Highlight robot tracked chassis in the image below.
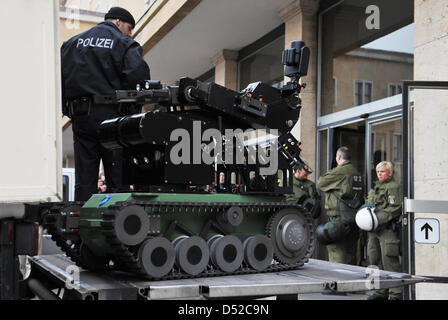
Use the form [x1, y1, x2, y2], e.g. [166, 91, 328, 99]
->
[41, 41, 314, 280]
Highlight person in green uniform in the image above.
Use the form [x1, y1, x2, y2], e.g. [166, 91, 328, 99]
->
[365, 161, 402, 300]
[286, 163, 321, 219]
[316, 146, 363, 265]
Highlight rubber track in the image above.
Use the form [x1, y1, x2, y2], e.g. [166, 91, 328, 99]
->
[100, 200, 316, 280]
[43, 202, 87, 269]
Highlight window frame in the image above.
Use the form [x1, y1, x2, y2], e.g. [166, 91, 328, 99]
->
[354, 79, 373, 106]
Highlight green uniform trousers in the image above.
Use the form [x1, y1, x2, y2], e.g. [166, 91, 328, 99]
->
[326, 227, 359, 265]
[367, 227, 402, 299]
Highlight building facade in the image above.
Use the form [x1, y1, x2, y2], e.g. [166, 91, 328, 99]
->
[59, 0, 448, 299]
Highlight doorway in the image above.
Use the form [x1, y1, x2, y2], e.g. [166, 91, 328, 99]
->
[332, 124, 366, 173]
[316, 105, 402, 263]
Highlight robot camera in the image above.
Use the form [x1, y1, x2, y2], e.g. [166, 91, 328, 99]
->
[282, 41, 310, 79]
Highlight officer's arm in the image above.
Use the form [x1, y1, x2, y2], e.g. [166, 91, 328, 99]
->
[61, 70, 67, 116]
[60, 43, 69, 117]
[308, 183, 319, 201]
[286, 183, 303, 202]
[309, 184, 322, 219]
[375, 185, 402, 226]
[121, 42, 151, 89]
[366, 189, 375, 205]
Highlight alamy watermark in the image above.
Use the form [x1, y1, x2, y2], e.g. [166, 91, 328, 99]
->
[365, 265, 381, 290]
[65, 265, 81, 290]
[365, 5, 380, 30]
[169, 121, 279, 175]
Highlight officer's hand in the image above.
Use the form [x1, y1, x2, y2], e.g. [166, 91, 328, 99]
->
[296, 195, 308, 205]
[302, 198, 321, 219]
[359, 203, 375, 210]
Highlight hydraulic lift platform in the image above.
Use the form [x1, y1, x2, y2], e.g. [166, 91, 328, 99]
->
[28, 254, 427, 300]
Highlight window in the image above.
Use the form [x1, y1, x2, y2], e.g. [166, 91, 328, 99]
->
[388, 83, 403, 96]
[319, 0, 414, 116]
[355, 81, 363, 106]
[392, 133, 402, 163]
[354, 80, 373, 106]
[364, 82, 372, 103]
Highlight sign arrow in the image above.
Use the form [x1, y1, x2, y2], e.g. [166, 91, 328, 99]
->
[415, 218, 439, 244]
[421, 223, 433, 240]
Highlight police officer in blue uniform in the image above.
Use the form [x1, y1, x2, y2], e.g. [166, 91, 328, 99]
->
[61, 7, 150, 201]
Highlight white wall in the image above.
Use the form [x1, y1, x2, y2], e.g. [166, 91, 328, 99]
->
[413, 0, 448, 299]
[0, 0, 62, 204]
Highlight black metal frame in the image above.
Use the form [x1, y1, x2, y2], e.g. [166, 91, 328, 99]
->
[402, 80, 448, 300]
[0, 220, 20, 300]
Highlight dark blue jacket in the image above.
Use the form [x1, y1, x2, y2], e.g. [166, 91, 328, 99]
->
[61, 21, 150, 99]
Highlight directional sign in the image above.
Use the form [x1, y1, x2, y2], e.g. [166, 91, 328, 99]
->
[414, 218, 440, 244]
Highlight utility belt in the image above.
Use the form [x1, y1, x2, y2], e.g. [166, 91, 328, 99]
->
[375, 218, 401, 233]
[66, 96, 92, 117]
[65, 96, 141, 118]
[391, 219, 401, 232]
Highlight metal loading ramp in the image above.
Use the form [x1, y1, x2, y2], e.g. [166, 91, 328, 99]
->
[29, 254, 427, 300]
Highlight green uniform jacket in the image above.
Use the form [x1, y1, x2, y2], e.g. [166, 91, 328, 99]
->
[286, 178, 321, 219]
[286, 178, 319, 202]
[317, 161, 363, 217]
[366, 177, 402, 227]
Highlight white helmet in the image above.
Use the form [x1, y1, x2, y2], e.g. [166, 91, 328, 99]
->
[355, 206, 378, 231]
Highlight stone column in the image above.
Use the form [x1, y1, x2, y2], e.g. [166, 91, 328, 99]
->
[279, 0, 319, 177]
[211, 49, 238, 91]
[413, 0, 448, 300]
